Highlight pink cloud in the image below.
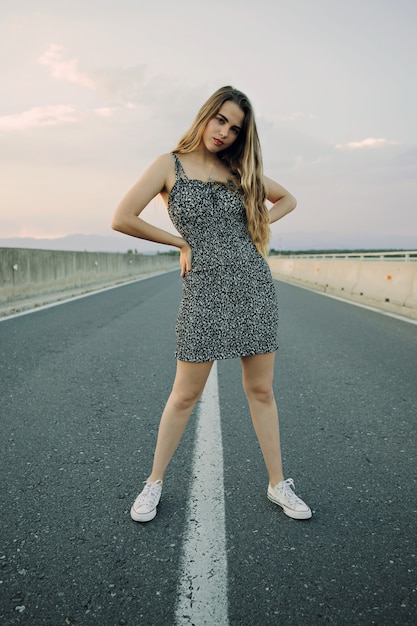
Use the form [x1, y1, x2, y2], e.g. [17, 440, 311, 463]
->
[0, 105, 78, 131]
[94, 107, 116, 117]
[335, 137, 400, 150]
[38, 44, 96, 90]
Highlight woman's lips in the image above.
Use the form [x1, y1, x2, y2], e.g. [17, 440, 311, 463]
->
[213, 138, 223, 146]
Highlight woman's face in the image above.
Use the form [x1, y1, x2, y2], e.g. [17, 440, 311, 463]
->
[202, 100, 245, 154]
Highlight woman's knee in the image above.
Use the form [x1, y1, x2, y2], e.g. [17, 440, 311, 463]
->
[170, 384, 203, 411]
[169, 361, 212, 412]
[244, 381, 275, 404]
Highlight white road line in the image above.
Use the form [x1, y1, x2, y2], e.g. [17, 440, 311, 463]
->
[175, 361, 229, 626]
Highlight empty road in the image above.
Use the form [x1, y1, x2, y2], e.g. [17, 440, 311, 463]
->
[1, 272, 416, 625]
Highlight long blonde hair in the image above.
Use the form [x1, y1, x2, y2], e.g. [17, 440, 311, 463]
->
[173, 86, 270, 257]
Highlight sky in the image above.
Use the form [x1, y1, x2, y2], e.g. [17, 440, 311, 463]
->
[1, 0, 416, 251]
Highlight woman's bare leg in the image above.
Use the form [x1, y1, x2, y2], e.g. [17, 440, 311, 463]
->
[147, 360, 213, 482]
[241, 352, 284, 486]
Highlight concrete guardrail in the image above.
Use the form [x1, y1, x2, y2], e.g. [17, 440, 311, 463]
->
[0, 247, 179, 314]
[2, 247, 416, 321]
[269, 251, 417, 320]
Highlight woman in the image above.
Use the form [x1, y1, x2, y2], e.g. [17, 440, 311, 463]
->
[111, 86, 311, 522]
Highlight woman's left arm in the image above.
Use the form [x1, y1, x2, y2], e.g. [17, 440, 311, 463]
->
[263, 175, 297, 224]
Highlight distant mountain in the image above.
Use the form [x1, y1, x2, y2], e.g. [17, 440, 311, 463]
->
[0, 232, 415, 253]
[0, 233, 163, 254]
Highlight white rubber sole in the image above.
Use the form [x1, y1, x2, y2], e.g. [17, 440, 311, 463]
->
[130, 505, 158, 523]
[267, 491, 312, 520]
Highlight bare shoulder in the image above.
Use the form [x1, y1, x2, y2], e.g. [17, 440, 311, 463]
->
[146, 152, 174, 181]
[135, 152, 175, 197]
[153, 152, 176, 198]
[154, 152, 175, 169]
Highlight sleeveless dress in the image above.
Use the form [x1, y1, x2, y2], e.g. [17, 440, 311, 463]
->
[167, 153, 278, 362]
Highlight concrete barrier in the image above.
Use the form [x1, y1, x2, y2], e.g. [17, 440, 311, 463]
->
[2, 248, 416, 321]
[0, 248, 179, 312]
[269, 254, 417, 320]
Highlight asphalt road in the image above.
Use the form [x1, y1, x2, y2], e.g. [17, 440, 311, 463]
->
[0, 272, 416, 625]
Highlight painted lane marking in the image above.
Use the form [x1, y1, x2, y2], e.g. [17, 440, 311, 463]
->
[175, 361, 229, 625]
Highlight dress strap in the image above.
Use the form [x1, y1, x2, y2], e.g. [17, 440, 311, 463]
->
[171, 153, 188, 181]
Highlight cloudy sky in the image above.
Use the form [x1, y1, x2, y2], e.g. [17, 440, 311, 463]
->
[1, 0, 416, 250]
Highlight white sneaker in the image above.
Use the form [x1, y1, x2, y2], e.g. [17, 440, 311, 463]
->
[130, 480, 163, 522]
[267, 478, 312, 520]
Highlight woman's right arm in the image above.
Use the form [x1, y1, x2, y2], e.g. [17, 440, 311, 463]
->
[111, 153, 192, 275]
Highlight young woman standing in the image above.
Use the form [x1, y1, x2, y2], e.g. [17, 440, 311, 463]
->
[112, 86, 312, 522]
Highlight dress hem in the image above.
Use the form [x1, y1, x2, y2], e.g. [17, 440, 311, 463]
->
[175, 345, 279, 363]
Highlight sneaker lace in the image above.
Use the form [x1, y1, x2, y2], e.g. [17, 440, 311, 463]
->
[139, 481, 161, 507]
[281, 478, 303, 505]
